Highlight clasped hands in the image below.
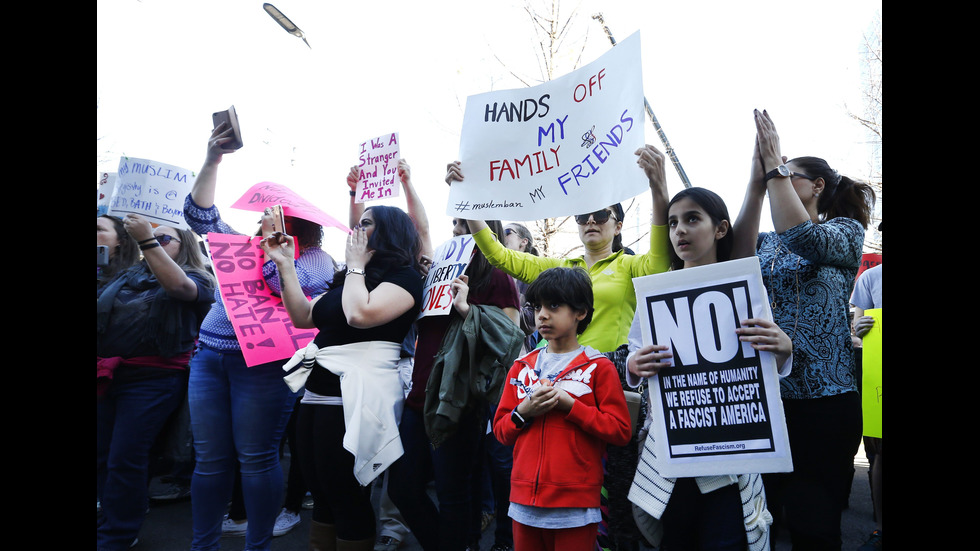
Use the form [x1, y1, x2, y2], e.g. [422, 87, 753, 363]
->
[517, 378, 575, 418]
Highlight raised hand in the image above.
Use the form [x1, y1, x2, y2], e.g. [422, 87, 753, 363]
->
[449, 274, 470, 317]
[635, 144, 667, 193]
[345, 225, 374, 271]
[206, 122, 237, 164]
[445, 161, 464, 185]
[259, 232, 294, 266]
[753, 109, 786, 172]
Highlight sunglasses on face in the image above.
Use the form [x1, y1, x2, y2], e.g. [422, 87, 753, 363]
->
[504, 228, 516, 236]
[790, 171, 816, 181]
[574, 210, 615, 225]
[155, 234, 181, 246]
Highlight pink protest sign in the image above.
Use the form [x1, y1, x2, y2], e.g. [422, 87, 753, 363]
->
[207, 232, 318, 367]
[231, 181, 350, 234]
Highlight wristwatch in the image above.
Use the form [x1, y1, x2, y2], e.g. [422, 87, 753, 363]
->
[346, 267, 366, 276]
[511, 409, 529, 429]
[764, 164, 791, 182]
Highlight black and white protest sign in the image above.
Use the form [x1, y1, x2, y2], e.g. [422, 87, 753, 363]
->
[418, 235, 476, 319]
[633, 257, 792, 478]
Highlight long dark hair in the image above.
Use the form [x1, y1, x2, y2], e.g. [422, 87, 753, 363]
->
[289, 216, 324, 250]
[98, 215, 140, 285]
[610, 203, 626, 252]
[790, 156, 876, 229]
[253, 215, 323, 250]
[666, 188, 734, 271]
[453, 218, 506, 299]
[330, 205, 421, 290]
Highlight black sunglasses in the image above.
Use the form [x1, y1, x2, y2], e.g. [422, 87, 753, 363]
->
[155, 234, 181, 246]
[790, 171, 816, 181]
[574, 210, 616, 225]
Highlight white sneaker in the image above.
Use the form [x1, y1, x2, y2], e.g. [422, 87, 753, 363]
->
[221, 514, 248, 537]
[273, 508, 301, 537]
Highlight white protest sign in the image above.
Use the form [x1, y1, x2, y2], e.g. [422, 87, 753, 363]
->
[108, 157, 195, 229]
[633, 257, 792, 478]
[97, 171, 116, 216]
[449, 31, 646, 221]
[418, 235, 476, 319]
[356, 132, 401, 203]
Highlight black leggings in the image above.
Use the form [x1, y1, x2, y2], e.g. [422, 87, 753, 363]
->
[763, 392, 862, 551]
[295, 402, 375, 540]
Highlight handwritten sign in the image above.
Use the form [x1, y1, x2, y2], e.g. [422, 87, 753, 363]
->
[418, 235, 476, 319]
[861, 308, 882, 438]
[97, 171, 115, 216]
[230, 181, 350, 234]
[356, 132, 401, 203]
[206, 232, 318, 367]
[449, 31, 646, 221]
[633, 257, 792, 478]
[108, 157, 194, 229]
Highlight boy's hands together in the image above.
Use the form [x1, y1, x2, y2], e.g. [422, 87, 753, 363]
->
[517, 379, 574, 417]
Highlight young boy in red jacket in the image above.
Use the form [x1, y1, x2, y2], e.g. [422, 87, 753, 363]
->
[493, 267, 631, 551]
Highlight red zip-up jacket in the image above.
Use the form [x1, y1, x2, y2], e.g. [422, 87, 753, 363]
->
[493, 346, 631, 509]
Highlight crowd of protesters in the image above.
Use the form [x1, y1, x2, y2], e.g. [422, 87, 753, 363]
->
[98, 109, 878, 551]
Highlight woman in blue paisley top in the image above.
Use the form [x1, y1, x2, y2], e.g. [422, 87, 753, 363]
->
[734, 110, 876, 550]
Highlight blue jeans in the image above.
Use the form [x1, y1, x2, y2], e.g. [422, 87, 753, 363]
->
[97, 370, 185, 551]
[187, 344, 297, 551]
[388, 406, 486, 551]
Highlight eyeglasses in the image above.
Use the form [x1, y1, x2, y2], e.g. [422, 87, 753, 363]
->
[574, 210, 616, 225]
[790, 172, 816, 181]
[504, 228, 515, 236]
[155, 234, 181, 246]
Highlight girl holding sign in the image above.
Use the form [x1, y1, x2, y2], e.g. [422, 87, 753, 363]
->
[624, 187, 793, 551]
[732, 109, 876, 550]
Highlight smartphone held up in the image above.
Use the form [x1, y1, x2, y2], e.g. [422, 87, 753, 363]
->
[212, 105, 244, 151]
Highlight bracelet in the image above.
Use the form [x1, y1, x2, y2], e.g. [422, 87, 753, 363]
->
[349, 190, 356, 197]
[346, 267, 365, 276]
[137, 237, 157, 245]
[140, 242, 161, 252]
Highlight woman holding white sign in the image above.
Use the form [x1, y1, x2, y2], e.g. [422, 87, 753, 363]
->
[733, 109, 876, 550]
[624, 186, 793, 551]
[445, 145, 671, 353]
[447, 146, 671, 551]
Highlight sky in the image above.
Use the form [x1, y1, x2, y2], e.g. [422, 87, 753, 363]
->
[97, 0, 881, 258]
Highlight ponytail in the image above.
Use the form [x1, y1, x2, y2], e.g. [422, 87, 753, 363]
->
[790, 157, 876, 229]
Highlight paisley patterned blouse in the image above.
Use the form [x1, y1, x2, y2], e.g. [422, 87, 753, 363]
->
[756, 218, 865, 400]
